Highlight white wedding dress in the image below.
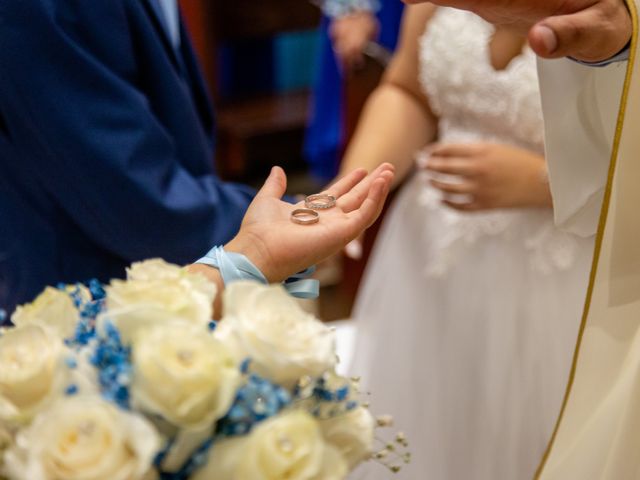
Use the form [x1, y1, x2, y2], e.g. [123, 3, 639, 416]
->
[350, 8, 595, 480]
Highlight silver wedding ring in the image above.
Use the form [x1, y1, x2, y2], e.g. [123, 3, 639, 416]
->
[305, 193, 336, 210]
[291, 208, 320, 225]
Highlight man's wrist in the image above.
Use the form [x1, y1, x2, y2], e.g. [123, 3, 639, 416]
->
[224, 235, 276, 283]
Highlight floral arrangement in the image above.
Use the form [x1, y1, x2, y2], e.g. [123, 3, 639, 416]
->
[0, 260, 408, 480]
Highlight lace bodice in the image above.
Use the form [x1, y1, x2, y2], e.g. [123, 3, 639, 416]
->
[420, 8, 544, 151]
[413, 8, 579, 275]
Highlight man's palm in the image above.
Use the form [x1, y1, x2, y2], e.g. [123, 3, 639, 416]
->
[230, 165, 393, 282]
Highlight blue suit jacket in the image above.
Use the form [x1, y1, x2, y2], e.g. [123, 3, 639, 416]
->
[0, 0, 255, 315]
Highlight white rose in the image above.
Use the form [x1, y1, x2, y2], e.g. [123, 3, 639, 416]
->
[100, 259, 217, 343]
[0, 324, 69, 424]
[11, 287, 79, 338]
[0, 423, 12, 471]
[2, 396, 160, 480]
[319, 407, 375, 470]
[193, 410, 348, 480]
[131, 324, 240, 430]
[218, 282, 336, 388]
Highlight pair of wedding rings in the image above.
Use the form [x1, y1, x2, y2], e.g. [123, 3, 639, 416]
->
[291, 194, 336, 225]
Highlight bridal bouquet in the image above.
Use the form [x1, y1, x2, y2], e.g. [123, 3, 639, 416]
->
[0, 260, 407, 480]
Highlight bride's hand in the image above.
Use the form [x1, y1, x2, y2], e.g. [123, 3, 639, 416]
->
[421, 142, 551, 211]
[225, 164, 394, 282]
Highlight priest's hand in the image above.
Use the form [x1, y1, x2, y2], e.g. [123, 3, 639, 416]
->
[225, 164, 394, 282]
[403, 0, 632, 63]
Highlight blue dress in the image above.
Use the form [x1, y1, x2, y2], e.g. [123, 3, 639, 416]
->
[304, 0, 404, 181]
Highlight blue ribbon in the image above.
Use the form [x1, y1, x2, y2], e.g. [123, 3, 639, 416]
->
[195, 246, 319, 299]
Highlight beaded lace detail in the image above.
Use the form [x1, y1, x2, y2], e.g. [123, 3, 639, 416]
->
[416, 8, 578, 275]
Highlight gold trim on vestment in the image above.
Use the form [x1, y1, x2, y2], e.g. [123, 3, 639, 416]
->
[534, 2, 639, 478]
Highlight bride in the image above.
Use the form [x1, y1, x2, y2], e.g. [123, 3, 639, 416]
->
[340, 4, 595, 479]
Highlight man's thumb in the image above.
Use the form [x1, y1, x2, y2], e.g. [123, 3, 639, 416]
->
[256, 166, 287, 199]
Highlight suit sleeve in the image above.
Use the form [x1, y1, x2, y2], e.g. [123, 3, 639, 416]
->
[0, 1, 254, 264]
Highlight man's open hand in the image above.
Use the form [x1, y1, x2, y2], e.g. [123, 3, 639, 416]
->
[225, 164, 394, 282]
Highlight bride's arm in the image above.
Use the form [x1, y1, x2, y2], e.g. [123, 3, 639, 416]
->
[339, 3, 439, 188]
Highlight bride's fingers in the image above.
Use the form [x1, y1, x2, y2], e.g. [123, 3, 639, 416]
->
[336, 166, 394, 213]
[431, 143, 484, 158]
[345, 177, 390, 234]
[429, 178, 475, 194]
[442, 199, 481, 212]
[426, 157, 476, 176]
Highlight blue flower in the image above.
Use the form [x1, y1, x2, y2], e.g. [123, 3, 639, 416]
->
[312, 381, 351, 403]
[65, 357, 78, 369]
[90, 322, 132, 409]
[216, 374, 291, 438]
[62, 281, 106, 347]
[65, 384, 79, 396]
[294, 375, 359, 419]
[88, 279, 106, 301]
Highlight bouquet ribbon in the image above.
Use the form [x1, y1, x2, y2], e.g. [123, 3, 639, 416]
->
[196, 246, 319, 299]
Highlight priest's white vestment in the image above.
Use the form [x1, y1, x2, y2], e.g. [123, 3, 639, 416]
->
[535, 2, 640, 478]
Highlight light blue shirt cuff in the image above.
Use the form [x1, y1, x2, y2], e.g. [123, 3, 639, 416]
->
[157, 0, 181, 49]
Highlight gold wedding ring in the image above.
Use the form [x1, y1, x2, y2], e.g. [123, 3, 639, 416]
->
[305, 193, 336, 210]
[291, 208, 320, 225]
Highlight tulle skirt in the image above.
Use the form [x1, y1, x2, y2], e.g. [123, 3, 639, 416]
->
[349, 175, 594, 480]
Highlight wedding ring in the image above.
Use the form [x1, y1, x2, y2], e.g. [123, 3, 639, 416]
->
[291, 208, 320, 225]
[305, 193, 336, 210]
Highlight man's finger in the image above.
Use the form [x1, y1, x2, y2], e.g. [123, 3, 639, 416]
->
[337, 169, 394, 213]
[332, 164, 394, 212]
[255, 166, 287, 199]
[346, 178, 390, 234]
[326, 168, 368, 199]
